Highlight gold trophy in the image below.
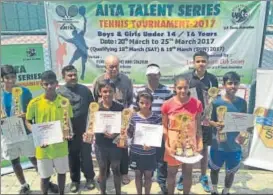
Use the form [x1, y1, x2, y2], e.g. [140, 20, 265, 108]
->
[202, 87, 219, 125]
[174, 113, 192, 156]
[85, 102, 100, 143]
[216, 106, 228, 142]
[60, 99, 73, 138]
[117, 108, 133, 148]
[12, 87, 23, 115]
[1, 97, 7, 118]
[183, 135, 194, 157]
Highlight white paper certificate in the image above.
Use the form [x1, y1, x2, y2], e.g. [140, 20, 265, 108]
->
[133, 123, 163, 147]
[173, 154, 203, 164]
[222, 112, 255, 132]
[1, 116, 28, 144]
[94, 111, 121, 134]
[31, 121, 64, 147]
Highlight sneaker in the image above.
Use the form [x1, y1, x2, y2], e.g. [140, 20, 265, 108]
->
[70, 182, 80, 193]
[49, 182, 59, 193]
[19, 184, 30, 194]
[176, 176, 183, 191]
[222, 189, 230, 195]
[85, 179, 96, 190]
[200, 175, 211, 192]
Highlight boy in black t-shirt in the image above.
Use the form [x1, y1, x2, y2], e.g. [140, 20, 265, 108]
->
[83, 79, 123, 195]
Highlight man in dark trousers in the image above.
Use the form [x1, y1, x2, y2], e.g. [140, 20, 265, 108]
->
[176, 51, 218, 193]
[57, 65, 96, 192]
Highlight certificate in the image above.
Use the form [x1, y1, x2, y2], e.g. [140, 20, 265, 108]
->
[31, 121, 64, 147]
[1, 116, 28, 144]
[173, 154, 203, 164]
[94, 111, 121, 134]
[133, 123, 163, 147]
[222, 112, 255, 132]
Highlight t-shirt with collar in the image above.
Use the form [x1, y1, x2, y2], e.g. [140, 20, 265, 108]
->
[93, 73, 133, 108]
[133, 83, 173, 116]
[95, 101, 124, 148]
[26, 94, 73, 160]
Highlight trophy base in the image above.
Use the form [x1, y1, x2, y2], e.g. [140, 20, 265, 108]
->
[184, 148, 194, 157]
[176, 148, 183, 156]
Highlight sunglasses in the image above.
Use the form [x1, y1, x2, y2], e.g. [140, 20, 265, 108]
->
[195, 60, 207, 63]
[226, 81, 239, 85]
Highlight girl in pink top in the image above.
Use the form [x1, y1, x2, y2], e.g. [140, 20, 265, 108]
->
[161, 76, 203, 194]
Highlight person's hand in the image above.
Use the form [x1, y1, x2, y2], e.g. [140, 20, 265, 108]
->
[214, 122, 224, 131]
[16, 113, 26, 118]
[41, 144, 48, 148]
[166, 146, 176, 156]
[196, 138, 203, 153]
[143, 144, 151, 150]
[83, 132, 94, 144]
[64, 135, 72, 140]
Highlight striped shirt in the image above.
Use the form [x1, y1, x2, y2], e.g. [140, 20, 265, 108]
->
[128, 112, 162, 155]
[133, 84, 173, 116]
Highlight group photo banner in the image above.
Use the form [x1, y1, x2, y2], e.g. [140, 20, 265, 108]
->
[1, 44, 45, 96]
[45, 0, 266, 85]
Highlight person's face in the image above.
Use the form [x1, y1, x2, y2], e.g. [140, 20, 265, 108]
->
[64, 70, 78, 86]
[105, 62, 119, 78]
[175, 80, 189, 99]
[224, 79, 239, 96]
[138, 96, 152, 112]
[147, 73, 160, 84]
[41, 79, 58, 94]
[194, 56, 208, 73]
[2, 74, 16, 87]
[99, 86, 114, 102]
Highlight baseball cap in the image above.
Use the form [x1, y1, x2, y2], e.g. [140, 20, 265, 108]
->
[146, 65, 160, 75]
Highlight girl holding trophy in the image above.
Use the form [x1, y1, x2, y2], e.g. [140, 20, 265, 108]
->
[161, 76, 203, 194]
[127, 92, 161, 195]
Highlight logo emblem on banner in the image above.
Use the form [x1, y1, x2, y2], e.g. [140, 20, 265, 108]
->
[231, 5, 249, 24]
[55, 5, 86, 30]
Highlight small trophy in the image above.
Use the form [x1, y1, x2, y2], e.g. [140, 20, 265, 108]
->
[235, 131, 250, 146]
[202, 87, 219, 125]
[117, 108, 133, 148]
[174, 113, 192, 156]
[60, 99, 73, 138]
[216, 106, 228, 142]
[12, 87, 23, 115]
[85, 102, 100, 143]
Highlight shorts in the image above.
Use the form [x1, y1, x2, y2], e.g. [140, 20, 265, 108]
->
[94, 144, 122, 168]
[1, 134, 35, 161]
[209, 150, 242, 173]
[202, 126, 212, 146]
[130, 152, 157, 171]
[37, 156, 69, 179]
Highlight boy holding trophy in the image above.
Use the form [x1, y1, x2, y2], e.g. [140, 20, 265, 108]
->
[161, 76, 203, 194]
[26, 71, 73, 195]
[1, 65, 37, 194]
[83, 79, 124, 195]
[209, 72, 247, 195]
